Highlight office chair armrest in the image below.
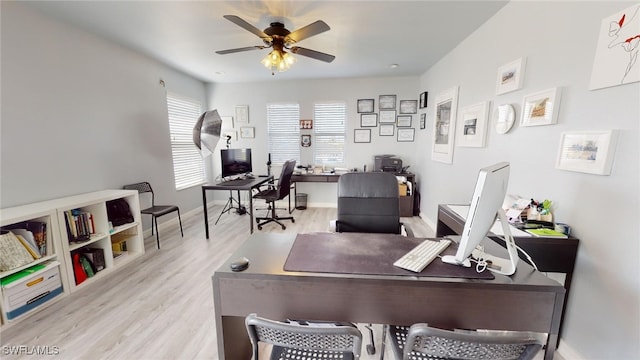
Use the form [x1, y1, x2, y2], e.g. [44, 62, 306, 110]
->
[400, 222, 415, 237]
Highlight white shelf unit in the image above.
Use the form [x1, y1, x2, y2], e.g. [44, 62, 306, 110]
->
[0, 189, 144, 326]
[55, 190, 144, 292]
[0, 202, 69, 326]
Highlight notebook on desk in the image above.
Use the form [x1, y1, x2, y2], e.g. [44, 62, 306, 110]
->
[283, 232, 494, 279]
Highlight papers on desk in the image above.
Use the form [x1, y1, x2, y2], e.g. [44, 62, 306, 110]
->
[447, 205, 531, 237]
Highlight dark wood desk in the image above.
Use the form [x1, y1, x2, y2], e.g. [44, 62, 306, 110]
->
[212, 232, 565, 359]
[436, 204, 579, 344]
[201, 177, 273, 239]
[291, 172, 416, 216]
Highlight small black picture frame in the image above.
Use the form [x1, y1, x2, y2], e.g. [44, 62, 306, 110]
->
[419, 92, 428, 108]
[357, 99, 375, 113]
[420, 113, 426, 129]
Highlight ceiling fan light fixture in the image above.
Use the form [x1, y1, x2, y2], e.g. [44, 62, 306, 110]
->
[261, 48, 296, 73]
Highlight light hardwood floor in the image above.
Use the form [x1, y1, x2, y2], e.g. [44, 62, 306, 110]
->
[1, 205, 556, 360]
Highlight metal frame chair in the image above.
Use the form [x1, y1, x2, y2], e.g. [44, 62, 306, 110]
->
[122, 181, 183, 249]
[245, 313, 363, 360]
[388, 323, 543, 360]
[253, 160, 296, 230]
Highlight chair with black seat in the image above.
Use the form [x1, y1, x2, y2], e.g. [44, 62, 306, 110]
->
[335, 172, 413, 237]
[245, 313, 363, 360]
[388, 323, 543, 360]
[122, 181, 183, 249]
[253, 160, 296, 230]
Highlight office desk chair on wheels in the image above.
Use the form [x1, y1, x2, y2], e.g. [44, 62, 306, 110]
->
[245, 313, 363, 360]
[253, 160, 296, 230]
[123, 181, 183, 249]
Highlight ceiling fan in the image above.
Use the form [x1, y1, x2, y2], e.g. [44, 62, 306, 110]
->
[216, 15, 335, 73]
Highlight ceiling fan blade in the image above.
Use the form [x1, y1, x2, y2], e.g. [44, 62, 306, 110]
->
[290, 46, 335, 63]
[286, 20, 330, 43]
[223, 15, 270, 40]
[216, 46, 267, 55]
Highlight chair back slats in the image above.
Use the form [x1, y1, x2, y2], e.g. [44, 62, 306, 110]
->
[245, 313, 362, 360]
[404, 324, 543, 360]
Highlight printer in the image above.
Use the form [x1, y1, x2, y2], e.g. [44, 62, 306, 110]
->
[374, 155, 403, 173]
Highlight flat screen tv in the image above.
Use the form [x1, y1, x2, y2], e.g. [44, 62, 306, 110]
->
[221, 148, 252, 178]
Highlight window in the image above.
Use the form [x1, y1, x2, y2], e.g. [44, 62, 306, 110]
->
[166, 92, 205, 190]
[267, 103, 300, 165]
[314, 102, 346, 166]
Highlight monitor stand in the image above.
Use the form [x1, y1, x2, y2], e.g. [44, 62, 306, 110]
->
[473, 208, 519, 276]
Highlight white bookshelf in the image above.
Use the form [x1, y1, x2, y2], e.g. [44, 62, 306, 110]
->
[0, 189, 144, 326]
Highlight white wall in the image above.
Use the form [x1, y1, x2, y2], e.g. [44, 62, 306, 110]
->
[416, 2, 639, 358]
[206, 77, 419, 205]
[1, 2, 207, 224]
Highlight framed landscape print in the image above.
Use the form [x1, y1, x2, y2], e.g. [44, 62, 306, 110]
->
[521, 87, 562, 127]
[399, 100, 418, 114]
[431, 86, 459, 164]
[496, 57, 526, 95]
[555, 130, 619, 175]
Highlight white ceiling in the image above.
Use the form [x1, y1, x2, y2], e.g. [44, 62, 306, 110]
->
[24, 1, 509, 84]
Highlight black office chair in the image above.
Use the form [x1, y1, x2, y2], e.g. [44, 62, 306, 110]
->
[245, 313, 363, 360]
[335, 172, 413, 237]
[388, 323, 543, 360]
[123, 181, 183, 249]
[253, 160, 296, 230]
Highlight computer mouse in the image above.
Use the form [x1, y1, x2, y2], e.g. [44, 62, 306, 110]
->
[230, 257, 249, 272]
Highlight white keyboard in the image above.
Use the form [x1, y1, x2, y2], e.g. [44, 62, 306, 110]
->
[394, 239, 452, 273]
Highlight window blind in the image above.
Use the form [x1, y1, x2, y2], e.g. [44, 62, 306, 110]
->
[314, 102, 346, 166]
[166, 93, 205, 190]
[267, 103, 301, 165]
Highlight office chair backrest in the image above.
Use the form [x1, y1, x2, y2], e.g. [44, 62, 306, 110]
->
[123, 181, 155, 205]
[337, 172, 401, 234]
[245, 313, 362, 359]
[404, 323, 543, 360]
[275, 160, 296, 200]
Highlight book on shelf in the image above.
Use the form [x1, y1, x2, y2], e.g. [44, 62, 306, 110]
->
[65, 209, 95, 243]
[525, 228, 568, 238]
[2, 221, 48, 255]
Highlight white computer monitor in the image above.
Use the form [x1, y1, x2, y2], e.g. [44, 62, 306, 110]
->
[441, 162, 519, 275]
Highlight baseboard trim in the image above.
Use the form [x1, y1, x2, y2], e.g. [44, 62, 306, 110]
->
[557, 339, 585, 360]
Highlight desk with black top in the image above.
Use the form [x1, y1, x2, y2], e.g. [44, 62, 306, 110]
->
[436, 204, 579, 344]
[201, 176, 273, 239]
[212, 232, 565, 359]
[290, 172, 416, 216]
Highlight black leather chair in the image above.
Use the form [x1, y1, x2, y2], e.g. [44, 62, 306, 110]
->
[253, 160, 296, 230]
[336, 172, 413, 237]
[123, 181, 183, 249]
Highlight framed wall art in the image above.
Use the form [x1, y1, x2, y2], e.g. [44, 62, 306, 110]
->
[360, 113, 378, 127]
[431, 86, 459, 164]
[397, 128, 415, 142]
[456, 101, 489, 148]
[521, 87, 562, 127]
[354, 129, 371, 143]
[300, 119, 313, 129]
[399, 100, 418, 114]
[379, 95, 396, 110]
[379, 124, 394, 136]
[420, 113, 426, 129]
[240, 127, 255, 138]
[379, 110, 396, 123]
[301, 134, 311, 147]
[235, 105, 249, 124]
[419, 92, 428, 108]
[357, 99, 375, 113]
[496, 57, 526, 95]
[555, 130, 619, 175]
[397, 115, 412, 127]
